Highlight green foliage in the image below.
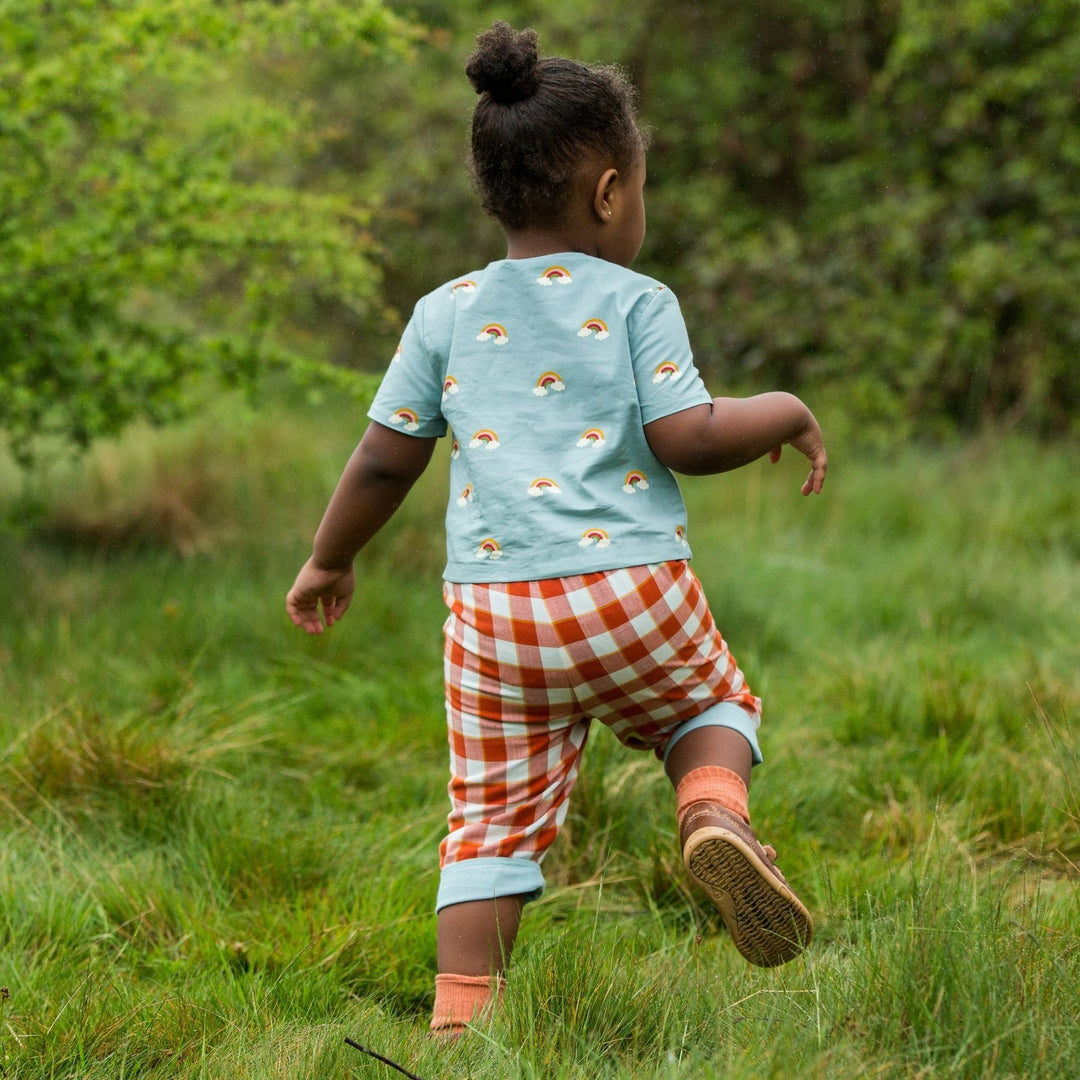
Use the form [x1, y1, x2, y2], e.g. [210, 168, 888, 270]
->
[0, 0, 415, 463]
[623, 0, 1080, 435]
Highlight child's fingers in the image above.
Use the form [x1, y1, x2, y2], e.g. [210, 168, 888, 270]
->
[322, 593, 352, 626]
[286, 582, 329, 634]
[800, 453, 828, 495]
[287, 598, 325, 634]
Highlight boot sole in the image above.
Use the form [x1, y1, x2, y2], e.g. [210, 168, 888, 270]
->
[683, 826, 813, 967]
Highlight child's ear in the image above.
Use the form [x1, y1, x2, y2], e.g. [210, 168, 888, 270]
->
[593, 168, 619, 223]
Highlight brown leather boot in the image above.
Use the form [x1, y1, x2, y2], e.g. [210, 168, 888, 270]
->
[680, 802, 813, 967]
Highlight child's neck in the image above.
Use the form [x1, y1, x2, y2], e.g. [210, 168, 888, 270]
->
[504, 227, 599, 262]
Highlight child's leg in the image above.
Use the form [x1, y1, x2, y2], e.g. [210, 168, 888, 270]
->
[430, 895, 525, 1038]
[437, 895, 525, 976]
[665, 723, 752, 789]
[664, 720, 812, 967]
[433, 579, 590, 1037]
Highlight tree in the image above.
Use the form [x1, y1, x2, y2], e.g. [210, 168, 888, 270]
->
[0, 0, 416, 463]
[633, 0, 1080, 435]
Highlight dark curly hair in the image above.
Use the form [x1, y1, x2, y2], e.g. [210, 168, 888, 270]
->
[465, 21, 645, 231]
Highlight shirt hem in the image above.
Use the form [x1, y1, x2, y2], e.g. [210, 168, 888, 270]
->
[441, 549, 693, 585]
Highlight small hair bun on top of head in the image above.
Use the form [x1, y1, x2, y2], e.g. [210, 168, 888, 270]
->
[465, 21, 540, 105]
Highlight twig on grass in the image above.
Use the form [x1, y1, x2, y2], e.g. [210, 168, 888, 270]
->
[345, 1037, 428, 1080]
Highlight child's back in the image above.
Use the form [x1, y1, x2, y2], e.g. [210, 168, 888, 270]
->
[371, 252, 712, 580]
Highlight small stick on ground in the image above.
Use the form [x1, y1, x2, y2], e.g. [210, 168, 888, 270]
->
[345, 1037, 428, 1080]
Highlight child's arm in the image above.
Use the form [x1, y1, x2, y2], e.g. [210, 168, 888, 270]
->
[286, 421, 437, 635]
[644, 392, 827, 494]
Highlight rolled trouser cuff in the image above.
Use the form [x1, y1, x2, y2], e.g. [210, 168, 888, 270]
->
[436, 856, 545, 913]
[662, 701, 763, 767]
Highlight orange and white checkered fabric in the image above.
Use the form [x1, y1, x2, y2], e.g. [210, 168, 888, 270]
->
[439, 560, 760, 869]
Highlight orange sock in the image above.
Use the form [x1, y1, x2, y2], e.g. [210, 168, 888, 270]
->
[676, 765, 750, 827]
[429, 973, 504, 1037]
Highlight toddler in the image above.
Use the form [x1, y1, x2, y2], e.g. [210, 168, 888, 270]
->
[286, 21, 827, 1040]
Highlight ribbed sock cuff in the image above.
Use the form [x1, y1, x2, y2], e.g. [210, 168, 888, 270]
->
[676, 766, 750, 825]
[430, 973, 505, 1035]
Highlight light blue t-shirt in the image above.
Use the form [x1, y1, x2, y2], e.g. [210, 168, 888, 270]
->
[367, 252, 713, 583]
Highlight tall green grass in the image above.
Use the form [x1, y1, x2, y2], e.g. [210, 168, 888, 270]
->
[1, 398, 1077, 1078]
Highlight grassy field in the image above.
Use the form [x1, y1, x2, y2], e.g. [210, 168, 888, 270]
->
[1, 396, 1077, 1079]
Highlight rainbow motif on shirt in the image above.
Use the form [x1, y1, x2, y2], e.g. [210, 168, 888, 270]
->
[388, 407, 420, 432]
[476, 323, 509, 345]
[652, 361, 683, 383]
[476, 537, 503, 560]
[577, 318, 610, 340]
[675, 525, 689, 546]
[576, 428, 606, 448]
[456, 483, 474, 508]
[532, 372, 566, 397]
[469, 429, 500, 450]
[451, 280, 477, 295]
[527, 478, 562, 497]
[579, 528, 611, 549]
[537, 265, 573, 286]
[442, 376, 459, 401]
[622, 470, 650, 494]
[392, 341, 403, 362]
[450, 439, 460, 459]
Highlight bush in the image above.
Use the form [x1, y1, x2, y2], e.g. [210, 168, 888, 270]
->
[0, 0, 414, 463]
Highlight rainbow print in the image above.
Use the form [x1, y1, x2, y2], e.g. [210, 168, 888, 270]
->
[527, 478, 562, 497]
[675, 525, 688, 546]
[622, 470, 650, 494]
[652, 361, 683, 383]
[476, 538, 503, 560]
[392, 341, 403, 362]
[537, 265, 573, 286]
[577, 318, 610, 340]
[451, 280, 477, 295]
[579, 528, 611, 549]
[456, 483, 474, 508]
[450, 439, 460, 459]
[476, 323, 509, 345]
[442, 376, 459, 401]
[532, 371, 566, 397]
[576, 428, 606, 448]
[469, 429, 500, 450]
[388, 407, 420, 432]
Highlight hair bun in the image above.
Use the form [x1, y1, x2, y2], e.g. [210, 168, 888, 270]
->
[465, 21, 540, 105]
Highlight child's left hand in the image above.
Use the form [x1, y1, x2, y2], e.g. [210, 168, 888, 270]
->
[286, 559, 356, 635]
[769, 412, 827, 495]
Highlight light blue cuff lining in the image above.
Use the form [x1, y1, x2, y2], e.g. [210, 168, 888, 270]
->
[436, 857, 546, 913]
[662, 702, 763, 767]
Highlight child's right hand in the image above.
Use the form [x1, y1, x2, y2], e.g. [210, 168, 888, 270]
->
[286, 559, 356, 635]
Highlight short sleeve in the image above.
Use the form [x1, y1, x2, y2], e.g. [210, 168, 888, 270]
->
[366, 298, 449, 438]
[629, 286, 712, 424]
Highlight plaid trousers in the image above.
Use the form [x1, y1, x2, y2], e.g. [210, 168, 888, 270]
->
[438, 560, 760, 875]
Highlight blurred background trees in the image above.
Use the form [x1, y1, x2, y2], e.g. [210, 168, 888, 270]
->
[3, 0, 1078, 462]
[0, 0, 414, 462]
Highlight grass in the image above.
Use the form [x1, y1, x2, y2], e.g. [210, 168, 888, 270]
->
[1, 396, 1078, 1078]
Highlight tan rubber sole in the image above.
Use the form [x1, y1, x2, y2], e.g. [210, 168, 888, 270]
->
[683, 826, 813, 967]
